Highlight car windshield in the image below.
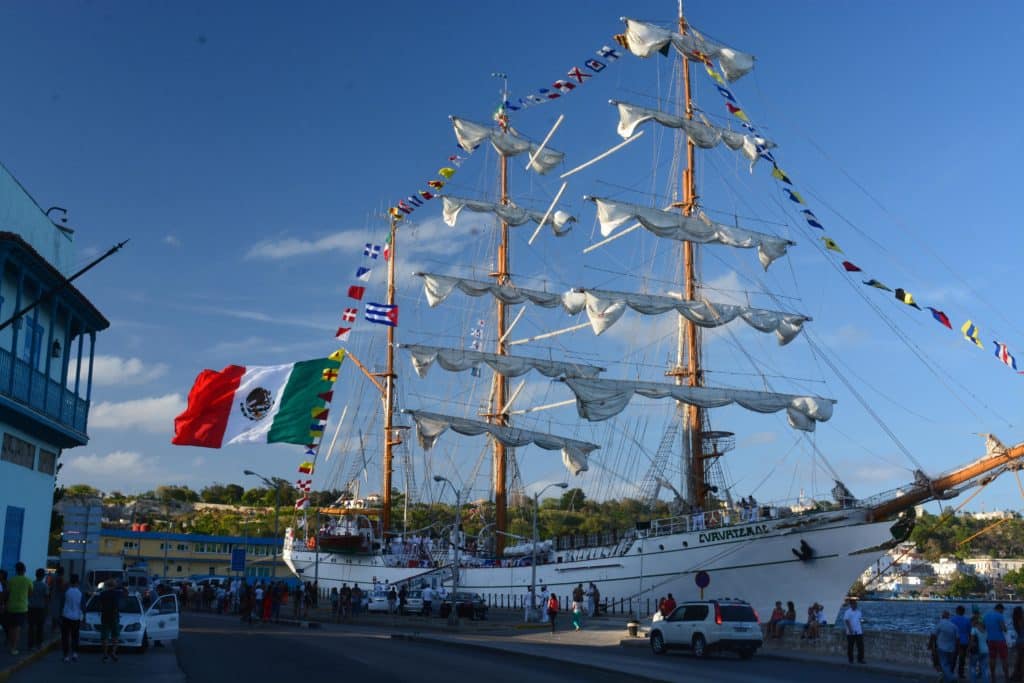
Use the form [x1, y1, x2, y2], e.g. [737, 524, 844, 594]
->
[719, 604, 757, 622]
[85, 594, 142, 614]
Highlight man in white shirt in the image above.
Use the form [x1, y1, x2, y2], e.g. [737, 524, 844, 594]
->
[421, 585, 433, 617]
[843, 598, 865, 664]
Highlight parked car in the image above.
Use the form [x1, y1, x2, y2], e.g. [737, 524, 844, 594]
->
[365, 589, 391, 613]
[403, 589, 423, 615]
[438, 591, 488, 620]
[80, 592, 180, 651]
[649, 598, 761, 659]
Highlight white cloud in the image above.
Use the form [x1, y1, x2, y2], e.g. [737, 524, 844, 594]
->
[61, 451, 164, 491]
[163, 235, 181, 247]
[245, 230, 368, 260]
[74, 355, 169, 386]
[739, 431, 778, 448]
[89, 393, 186, 434]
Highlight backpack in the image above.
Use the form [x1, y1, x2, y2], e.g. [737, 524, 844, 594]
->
[547, 596, 558, 613]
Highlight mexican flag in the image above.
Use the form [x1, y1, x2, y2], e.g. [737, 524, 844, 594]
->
[172, 353, 343, 448]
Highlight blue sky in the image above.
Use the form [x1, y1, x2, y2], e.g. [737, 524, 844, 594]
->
[2, 1, 1022, 514]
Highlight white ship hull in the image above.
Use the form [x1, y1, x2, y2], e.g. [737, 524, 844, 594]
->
[283, 508, 902, 620]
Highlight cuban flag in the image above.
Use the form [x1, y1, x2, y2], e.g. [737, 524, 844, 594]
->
[993, 341, 1018, 370]
[364, 243, 381, 259]
[365, 302, 398, 327]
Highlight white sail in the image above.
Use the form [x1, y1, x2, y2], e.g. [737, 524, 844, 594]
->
[441, 195, 575, 236]
[562, 377, 835, 431]
[451, 117, 565, 175]
[621, 18, 755, 82]
[561, 288, 809, 344]
[400, 343, 604, 379]
[404, 409, 598, 475]
[416, 272, 568, 309]
[587, 196, 794, 270]
[611, 100, 774, 167]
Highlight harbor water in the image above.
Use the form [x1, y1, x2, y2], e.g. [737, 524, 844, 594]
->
[845, 599, 1021, 633]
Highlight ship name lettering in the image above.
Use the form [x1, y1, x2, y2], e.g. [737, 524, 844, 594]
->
[698, 524, 769, 544]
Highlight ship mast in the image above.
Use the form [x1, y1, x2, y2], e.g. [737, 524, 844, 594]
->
[492, 118, 511, 557]
[381, 215, 399, 534]
[669, 10, 706, 508]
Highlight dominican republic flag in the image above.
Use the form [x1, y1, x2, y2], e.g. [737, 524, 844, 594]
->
[342, 308, 357, 322]
[365, 302, 398, 327]
[364, 243, 381, 259]
[994, 342, 1018, 370]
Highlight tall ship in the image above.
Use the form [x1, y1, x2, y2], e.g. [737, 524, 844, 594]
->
[282, 10, 1024, 620]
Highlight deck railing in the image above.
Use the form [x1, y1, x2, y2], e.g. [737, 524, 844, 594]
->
[0, 346, 89, 435]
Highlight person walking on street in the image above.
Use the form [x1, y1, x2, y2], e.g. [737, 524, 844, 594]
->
[571, 597, 583, 631]
[60, 574, 83, 663]
[1011, 606, 1023, 682]
[547, 593, 559, 633]
[969, 608, 990, 683]
[98, 578, 123, 662]
[935, 610, 960, 682]
[27, 568, 48, 651]
[843, 598, 865, 665]
[6, 562, 32, 656]
[952, 605, 972, 679]
[984, 603, 1010, 683]
[48, 567, 65, 637]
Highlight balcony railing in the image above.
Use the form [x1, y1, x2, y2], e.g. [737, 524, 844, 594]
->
[0, 345, 89, 436]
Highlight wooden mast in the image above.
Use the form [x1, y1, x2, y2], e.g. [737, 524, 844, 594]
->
[381, 216, 399, 535]
[868, 443, 1024, 521]
[672, 10, 705, 508]
[492, 124, 511, 558]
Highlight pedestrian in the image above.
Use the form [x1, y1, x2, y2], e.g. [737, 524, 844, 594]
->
[539, 584, 550, 623]
[27, 568, 48, 651]
[952, 605, 972, 679]
[6, 562, 32, 656]
[1012, 606, 1024, 682]
[98, 578, 123, 662]
[778, 600, 797, 637]
[584, 583, 595, 617]
[387, 585, 397, 615]
[351, 584, 363, 617]
[768, 601, 784, 638]
[969, 608, 990, 683]
[843, 598, 865, 665]
[661, 593, 677, 617]
[48, 567, 65, 636]
[571, 597, 583, 631]
[60, 574, 83, 663]
[935, 610, 959, 682]
[984, 603, 1010, 683]
[547, 593, 559, 633]
[572, 583, 584, 605]
[421, 584, 433, 617]
[261, 585, 272, 623]
[591, 582, 601, 617]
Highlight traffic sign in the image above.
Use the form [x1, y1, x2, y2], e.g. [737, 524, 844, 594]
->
[695, 570, 710, 598]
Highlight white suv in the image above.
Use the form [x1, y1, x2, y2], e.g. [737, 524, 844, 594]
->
[649, 598, 762, 659]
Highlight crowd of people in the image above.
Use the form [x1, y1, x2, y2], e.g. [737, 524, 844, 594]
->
[931, 603, 1023, 683]
[0, 563, 81, 659]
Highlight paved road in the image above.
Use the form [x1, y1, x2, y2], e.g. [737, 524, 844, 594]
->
[11, 612, 932, 683]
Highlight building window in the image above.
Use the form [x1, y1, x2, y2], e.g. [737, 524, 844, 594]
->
[176, 565, 183, 572]
[123, 541, 138, 550]
[37, 449, 57, 475]
[177, 543, 189, 551]
[1, 434, 35, 470]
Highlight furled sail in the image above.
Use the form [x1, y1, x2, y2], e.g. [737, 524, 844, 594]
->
[401, 344, 604, 379]
[587, 197, 794, 270]
[405, 409, 599, 475]
[451, 117, 565, 175]
[416, 272, 567, 309]
[442, 195, 575, 236]
[561, 377, 835, 432]
[611, 100, 774, 167]
[620, 18, 755, 82]
[561, 288, 809, 344]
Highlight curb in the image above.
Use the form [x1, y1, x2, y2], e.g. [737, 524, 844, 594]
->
[0, 637, 60, 683]
[390, 632, 671, 683]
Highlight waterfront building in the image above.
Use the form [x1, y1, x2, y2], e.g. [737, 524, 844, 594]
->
[98, 528, 290, 581]
[0, 163, 108, 575]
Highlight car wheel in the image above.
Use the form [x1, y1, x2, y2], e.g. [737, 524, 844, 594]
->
[738, 647, 755, 660]
[650, 631, 666, 655]
[692, 633, 707, 658]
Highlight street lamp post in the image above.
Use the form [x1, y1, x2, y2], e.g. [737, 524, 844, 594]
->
[244, 470, 284, 581]
[530, 482, 568, 622]
[433, 475, 461, 626]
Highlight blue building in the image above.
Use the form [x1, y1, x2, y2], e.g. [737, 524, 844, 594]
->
[0, 162, 108, 575]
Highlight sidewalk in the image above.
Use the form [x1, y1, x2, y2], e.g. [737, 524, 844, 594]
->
[233, 604, 934, 681]
[0, 633, 59, 683]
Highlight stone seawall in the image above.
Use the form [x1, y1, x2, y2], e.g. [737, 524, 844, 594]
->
[760, 624, 933, 668]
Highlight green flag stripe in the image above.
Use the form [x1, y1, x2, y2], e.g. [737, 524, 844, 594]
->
[267, 357, 340, 444]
